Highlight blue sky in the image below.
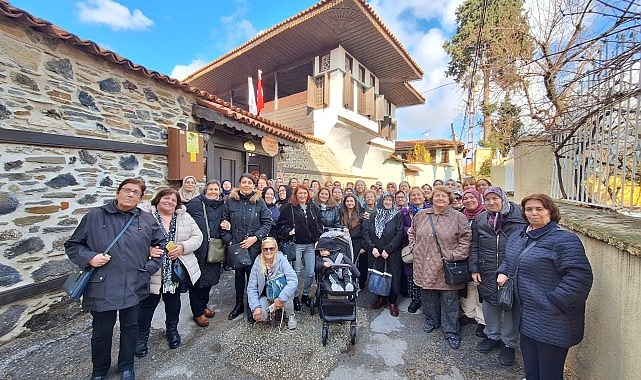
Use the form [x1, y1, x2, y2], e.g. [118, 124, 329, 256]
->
[8, 0, 472, 141]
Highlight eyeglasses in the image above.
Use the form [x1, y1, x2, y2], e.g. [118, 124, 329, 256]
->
[120, 188, 142, 196]
[262, 246, 276, 252]
[454, 197, 462, 200]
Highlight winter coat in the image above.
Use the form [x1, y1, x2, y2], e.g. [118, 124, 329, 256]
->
[185, 194, 224, 287]
[221, 188, 273, 260]
[499, 221, 592, 347]
[408, 206, 471, 291]
[65, 200, 165, 312]
[276, 202, 323, 245]
[265, 202, 280, 239]
[468, 202, 527, 305]
[138, 203, 202, 294]
[315, 202, 341, 230]
[247, 252, 298, 312]
[362, 211, 404, 273]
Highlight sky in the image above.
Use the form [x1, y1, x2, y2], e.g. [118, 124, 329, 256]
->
[8, 0, 472, 141]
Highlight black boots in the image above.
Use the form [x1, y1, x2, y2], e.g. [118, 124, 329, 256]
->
[134, 330, 149, 358]
[228, 292, 244, 320]
[301, 295, 312, 308]
[165, 322, 181, 349]
[293, 296, 301, 311]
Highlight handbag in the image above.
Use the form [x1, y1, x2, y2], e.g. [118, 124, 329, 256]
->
[428, 213, 471, 286]
[202, 202, 226, 263]
[226, 243, 252, 269]
[280, 240, 296, 262]
[171, 259, 190, 283]
[497, 231, 554, 311]
[266, 273, 287, 301]
[63, 215, 135, 299]
[401, 245, 413, 264]
[367, 261, 392, 296]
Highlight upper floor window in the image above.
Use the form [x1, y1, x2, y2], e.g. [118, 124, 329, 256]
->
[320, 54, 331, 72]
[429, 149, 437, 164]
[441, 149, 450, 164]
[345, 54, 353, 73]
[370, 74, 376, 89]
[359, 65, 365, 82]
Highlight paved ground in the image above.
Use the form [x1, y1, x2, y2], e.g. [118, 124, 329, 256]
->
[0, 270, 527, 380]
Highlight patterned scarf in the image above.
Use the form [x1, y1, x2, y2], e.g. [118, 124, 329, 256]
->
[374, 193, 398, 238]
[484, 186, 511, 232]
[154, 210, 177, 293]
[462, 189, 485, 221]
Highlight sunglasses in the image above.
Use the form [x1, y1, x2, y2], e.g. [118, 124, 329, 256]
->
[262, 246, 276, 252]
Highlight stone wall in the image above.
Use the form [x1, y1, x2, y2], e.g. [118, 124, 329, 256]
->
[0, 16, 198, 340]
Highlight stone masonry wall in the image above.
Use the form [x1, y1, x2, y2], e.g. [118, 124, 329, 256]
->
[0, 17, 198, 340]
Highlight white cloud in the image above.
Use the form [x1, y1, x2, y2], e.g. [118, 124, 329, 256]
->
[217, 8, 258, 52]
[76, 0, 153, 31]
[170, 59, 207, 80]
[370, 0, 467, 139]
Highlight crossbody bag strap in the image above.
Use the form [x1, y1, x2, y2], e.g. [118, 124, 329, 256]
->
[104, 215, 135, 254]
[428, 213, 444, 259]
[512, 226, 559, 276]
[202, 202, 211, 241]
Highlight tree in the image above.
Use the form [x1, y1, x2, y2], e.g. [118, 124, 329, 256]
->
[485, 96, 522, 157]
[444, 0, 533, 141]
[406, 143, 431, 164]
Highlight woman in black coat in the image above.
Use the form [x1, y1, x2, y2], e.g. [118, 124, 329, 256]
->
[276, 184, 323, 309]
[185, 180, 224, 327]
[314, 186, 341, 230]
[339, 194, 366, 288]
[363, 192, 404, 316]
[221, 173, 273, 322]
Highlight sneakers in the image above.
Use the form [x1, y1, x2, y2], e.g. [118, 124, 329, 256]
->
[499, 341, 515, 366]
[476, 337, 501, 353]
[287, 313, 297, 330]
[329, 273, 344, 291]
[446, 336, 461, 350]
[423, 321, 439, 333]
[331, 283, 344, 291]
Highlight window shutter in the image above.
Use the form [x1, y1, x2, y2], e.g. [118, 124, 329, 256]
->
[375, 95, 385, 121]
[307, 75, 316, 109]
[365, 87, 375, 116]
[343, 71, 353, 110]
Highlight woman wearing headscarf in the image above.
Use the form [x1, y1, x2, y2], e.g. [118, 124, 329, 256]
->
[178, 176, 200, 203]
[408, 185, 471, 349]
[221, 179, 233, 200]
[221, 173, 273, 323]
[460, 188, 486, 337]
[400, 187, 431, 314]
[469, 186, 526, 366]
[276, 185, 292, 209]
[363, 192, 404, 316]
[185, 180, 225, 328]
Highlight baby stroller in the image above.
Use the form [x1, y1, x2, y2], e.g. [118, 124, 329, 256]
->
[310, 229, 359, 346]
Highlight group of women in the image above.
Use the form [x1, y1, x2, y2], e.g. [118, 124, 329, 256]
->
[67, 174, 592, 380]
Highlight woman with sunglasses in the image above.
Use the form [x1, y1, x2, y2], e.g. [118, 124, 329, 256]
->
[247, 237, 299, 329]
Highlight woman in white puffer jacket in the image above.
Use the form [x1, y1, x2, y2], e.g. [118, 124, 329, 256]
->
[135, 188, 202, 356]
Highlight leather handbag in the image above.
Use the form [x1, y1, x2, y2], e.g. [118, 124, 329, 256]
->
[171, 259, 190, 283]
[226, 243, 252, 269]
[401, 245, 413, 264]
[279, 240, 296, 262]
[202, 202, 225, 263]
[428, 214, 471, 285]
[63, 215, 135, 299]
[367, 261, 392, 296]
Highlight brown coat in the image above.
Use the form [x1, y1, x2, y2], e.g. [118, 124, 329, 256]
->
[408, 206, 471, 291]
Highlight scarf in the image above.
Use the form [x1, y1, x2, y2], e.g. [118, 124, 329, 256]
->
[374, 193, 398, 238]
[221, 180, 232, 198]
[484, 186, 511, 232]
[178, 176, 200, 202]
[154, 210, 178, 293]
[462, 189, 485, 221]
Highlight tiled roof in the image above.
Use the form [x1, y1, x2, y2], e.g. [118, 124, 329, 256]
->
[0, 0, 319, 144]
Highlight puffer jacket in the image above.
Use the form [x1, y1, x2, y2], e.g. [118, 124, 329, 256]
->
[185, 193, 224, 287]
[221, 188, 273, 259]
[315, 202, 341, 230]
[408, 206, 471, 291]
[468, 202, 526, 305]
[247, 252, 298, 311]
[499, 221, 593, 347]
[65, 200, 164, 312]
[138, 203, 203, 294]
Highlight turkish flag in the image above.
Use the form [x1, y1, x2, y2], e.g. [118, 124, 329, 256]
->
[256, 69, 264, 116]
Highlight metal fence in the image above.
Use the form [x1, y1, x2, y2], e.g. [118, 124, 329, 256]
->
[551, 32, 641, 213]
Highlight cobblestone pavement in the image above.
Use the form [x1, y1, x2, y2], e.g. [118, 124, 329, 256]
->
[0, 270, 527, 380]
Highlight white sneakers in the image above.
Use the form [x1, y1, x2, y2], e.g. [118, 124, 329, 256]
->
[288, 313, 297, 330]
[344, 282, 354, 292]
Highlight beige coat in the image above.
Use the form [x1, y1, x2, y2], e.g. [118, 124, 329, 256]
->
[139, 203, 203, 294]
[408, 206, 471, 291]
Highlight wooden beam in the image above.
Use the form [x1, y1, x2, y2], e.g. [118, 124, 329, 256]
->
[0, 276, 67, 306]
[0, 128, 167, 155]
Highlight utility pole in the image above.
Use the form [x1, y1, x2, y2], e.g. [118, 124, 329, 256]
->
[451, 123, 462, 180]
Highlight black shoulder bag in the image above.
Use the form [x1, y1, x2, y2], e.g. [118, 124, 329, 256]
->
[429, 213, 471, 286]
[226, 206, 256, 269]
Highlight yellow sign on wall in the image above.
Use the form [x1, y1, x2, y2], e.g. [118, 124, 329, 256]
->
[186, 131, 200, 154]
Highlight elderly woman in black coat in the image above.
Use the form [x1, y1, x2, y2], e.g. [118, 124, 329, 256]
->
[468, 186, 526, 366]
[185, 180, 225, 327]
[221, 173, 273, 322]
[498, 194, 592, 380]
[363, 192, 404, 317]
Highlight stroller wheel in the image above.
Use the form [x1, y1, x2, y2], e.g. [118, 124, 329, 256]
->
[310, 298, 316, 316]
[322, 324, 329, 346]
[349, 324, 356, 345]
